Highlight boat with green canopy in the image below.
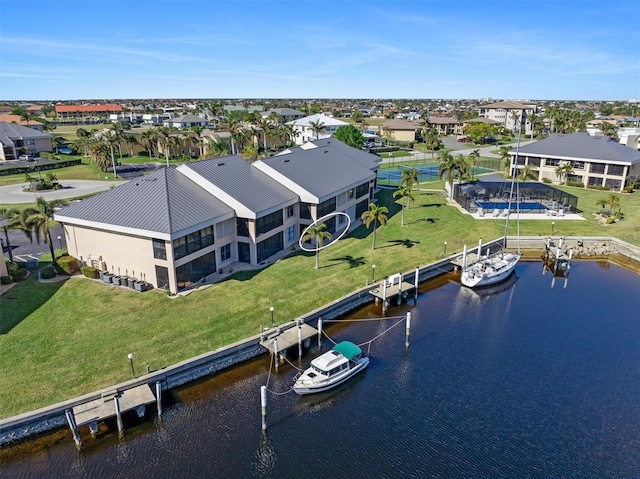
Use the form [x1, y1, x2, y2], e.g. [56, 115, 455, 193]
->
[293, 341, 369, 395]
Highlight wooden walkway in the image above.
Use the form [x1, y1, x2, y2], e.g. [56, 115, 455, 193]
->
[260, 323, 317, 354]
[72, 384, 156, 427]
[368, 281, 415, 301]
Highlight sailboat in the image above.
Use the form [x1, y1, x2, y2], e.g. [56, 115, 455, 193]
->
[460, 117, 523, 288]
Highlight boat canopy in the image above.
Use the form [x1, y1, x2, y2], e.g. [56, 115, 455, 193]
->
[331, 341, 362, 360]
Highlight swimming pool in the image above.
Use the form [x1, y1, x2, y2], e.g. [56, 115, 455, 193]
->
[476, 201, 547, 211]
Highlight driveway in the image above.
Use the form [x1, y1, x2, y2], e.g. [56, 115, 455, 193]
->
[0, 179, 125, 204]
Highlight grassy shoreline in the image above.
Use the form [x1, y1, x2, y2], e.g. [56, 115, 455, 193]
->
[1, 184, 639, 418]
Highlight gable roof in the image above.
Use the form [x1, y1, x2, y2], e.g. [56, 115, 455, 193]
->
[55, 104, 122, 113]
[0, 122, 52, 144]
[308, 137, 381, 170]
[254, 139, 376, 203]
[479, 100, 536, 110]
[380, 119, 421, 131]
[54, 168, 234, 240]
[516, 133, 640, 164]
[287, 113, 348, 127]
[178, 155, 298, 219]
[168, 114, 208, 124]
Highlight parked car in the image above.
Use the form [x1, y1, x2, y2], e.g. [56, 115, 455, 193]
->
[457, 135, 472, 143]
[480, 136, 498, 144]
[18, 154, 35, 161]
[363, 139, 383, 148]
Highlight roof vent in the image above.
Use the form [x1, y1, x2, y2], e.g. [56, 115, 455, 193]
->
[283, 159, 290, 163]
[216, 162, 225, 166]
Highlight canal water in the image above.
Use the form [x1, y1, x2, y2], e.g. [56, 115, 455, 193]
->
[2, 261, 640, 478]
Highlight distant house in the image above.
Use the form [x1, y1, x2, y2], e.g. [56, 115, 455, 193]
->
[379, 119, 421, 142]
[476, 100, 537, 135]
[0, 114, 45, 132]
[55, 104, 122, 122]
[261, 108, 305, 123]
[54, 139, 380, 293]
[427, 116, 462, 135]
[0, 122, 53, 160]
[287, 114, 349, 145]
[511, 132, 640, 192]
[164, 114, 210, 130]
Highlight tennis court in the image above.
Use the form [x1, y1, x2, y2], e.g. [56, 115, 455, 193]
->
[378, 163, 497, 187]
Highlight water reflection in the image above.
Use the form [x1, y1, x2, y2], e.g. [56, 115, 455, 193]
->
[2, 261, 640, 479]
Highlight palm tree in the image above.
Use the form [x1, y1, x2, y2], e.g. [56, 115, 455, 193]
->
[255, 115, 272, 154]
[393, 186, 414, 226]
[308, 119, 326, 140]
[140, 129, 157, 158]
[400, 168, 421, 208]
[423, 128, 439, 158]
[189, 126, 204, 158]
[469, 148, 480, 180]
[301, 223, 332, 269]
[124, 133, 138, 158]
[241, 144, 260, 163]
[517, 163, 537, 181]
[361, 203, 388, 250]
[86, 137, 113, 173]
[498, 146, 512, 172]
[154, 126, 172, 166]
[0, 207, 22, 263]
[225, 121, 242, 155]
[21, 197, 68, 264]
[596, 192, 621, 215]
[438, 151, 469, 200]
[554, 161, 574, 184]
[207, 137, 230, 157]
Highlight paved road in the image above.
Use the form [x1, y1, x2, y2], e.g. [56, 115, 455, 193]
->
[0, 179, 125, 205]
[2, 224, 66, 263]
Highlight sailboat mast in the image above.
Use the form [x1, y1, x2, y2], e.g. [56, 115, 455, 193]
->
[504, 113, 523, 252]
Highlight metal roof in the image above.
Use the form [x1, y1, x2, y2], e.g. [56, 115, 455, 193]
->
[0, 122, 52, 144]
[256, 140, 376, 202]
[54, 168, 234, 238]
[310, 138, 381, 170]
[180, 155, 298, 217]
[516, 133, 640, 164]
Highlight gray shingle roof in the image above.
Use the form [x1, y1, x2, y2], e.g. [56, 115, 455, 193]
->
[517, 133, 640, 164]
[181, 155, 298, 216]
[257, 139, 376, 201]
[0, 122, 52, 146]
[54, 168, 234, 238]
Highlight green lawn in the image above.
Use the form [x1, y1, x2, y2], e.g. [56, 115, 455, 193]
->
[1, 184, 639, 418]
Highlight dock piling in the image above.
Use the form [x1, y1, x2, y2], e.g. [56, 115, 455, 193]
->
[297, 321, 302, 358]
[65, 409, 82, 449]
[318, 319, 322, 348]
[114, 395, 124, 434]
[414, 267, 419, 300]
[260, 385, 267, 431]
[382, 279, 387, 314]
[405, 312, 411, 350]
[273, 338, 279, 371]
[156, 381, 163, 419]
[397, 275, 402, 306]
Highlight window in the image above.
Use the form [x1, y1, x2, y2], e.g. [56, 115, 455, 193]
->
[286, 205, 295, 218]
[238, 242, 251, 263]
[257, 232, 283, 263]
[152, 238, 167, 260]
[570, 161, 585, 170]
[216, 219, 233, 238]
[355, 182, 369, 198]
[155, 266, 169, 290]
[237, 218, 250, 237]
[337, 192, 347, 206]
[220, 243, 231, 262]
[173, 226, 215, 260]
[286, 225, 295, 242]
[176, 252, 216, 285]
[545, 159, 560, 167]
[317, 197, 336, 218]
[607, 164, 624, 176]
[347, 189, 354, 200]
[590, 163, 605, 174]
[256, 210, 283, 236]
[356, 199, 368, 218]
[300, 203, 312, 220]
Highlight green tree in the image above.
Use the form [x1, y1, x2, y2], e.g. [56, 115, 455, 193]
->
[400, 167, 421, 208]
[438, 151, 469, 200]
[308, 119, 326, 140]
[361, 203, 388, 250]
[301, 223, 332, 269]
[596, 192, 621, 217]
[554, 161, 574, 184]
[393, 186, 414, 226]
[333, 124, 365, 148]
[498, 146, 512, 171]
[21, 197, 68, 264]
[464, 122, 498, 143]
[517, 163, 537, 181]
[469, 149, 480, 180]
[423, 128, 440, 158]
[241, 144, 260, 163]
[0, 207, 22, 263]
[124, 133, 139, 157]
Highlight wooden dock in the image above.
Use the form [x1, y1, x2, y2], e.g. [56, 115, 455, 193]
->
[260, 323, 317, 354]
[72, 384, 156, 428]
[368, 281, 415, 301]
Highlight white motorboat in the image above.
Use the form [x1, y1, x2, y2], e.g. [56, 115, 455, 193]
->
[293, 341, 369, 395]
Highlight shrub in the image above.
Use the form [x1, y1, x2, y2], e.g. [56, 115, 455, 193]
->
[587, 185, 611, 191]
[40, 265, 56, 279]
[541, 177, 552, 184]
[566, 181, 584, 188]
[622, 185, 634, 193]
[81, 265, 100, 279]
[1, 275, 11, 285]
[7, 263, 27, 282]
[55, 255, 79, 275]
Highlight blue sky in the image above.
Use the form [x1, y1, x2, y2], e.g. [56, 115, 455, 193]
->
[1, 0, 638, 101]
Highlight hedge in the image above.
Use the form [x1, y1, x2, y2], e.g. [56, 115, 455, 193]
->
[55, 255, 79, 275]
[0, 159, 82, 177]
[81, 265, 100, 279]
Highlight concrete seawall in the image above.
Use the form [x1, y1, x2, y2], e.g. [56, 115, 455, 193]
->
[1, 236, 638, 445]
